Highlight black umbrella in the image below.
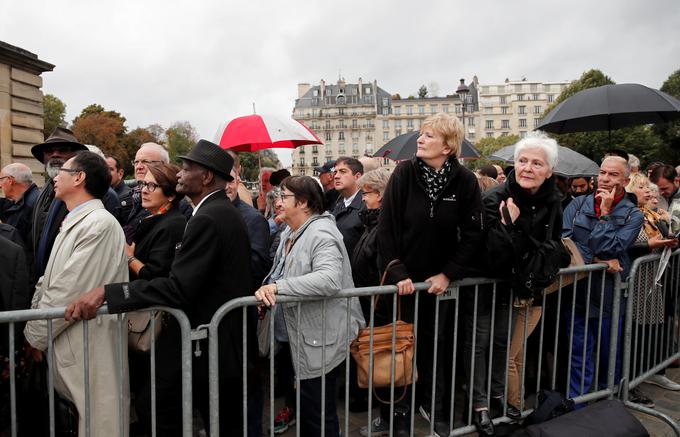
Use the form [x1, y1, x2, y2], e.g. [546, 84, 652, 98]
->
[372, 130, 481, 161]
[488, 144, 600, 178]
[537, 83, 680, 134]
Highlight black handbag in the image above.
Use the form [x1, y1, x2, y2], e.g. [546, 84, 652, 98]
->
[501, 205, 571, 299]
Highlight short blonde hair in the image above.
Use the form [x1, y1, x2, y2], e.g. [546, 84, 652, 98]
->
[625, 172, 649, 192]
[358, 168, 391, 194]
[420, 112, 464, 158]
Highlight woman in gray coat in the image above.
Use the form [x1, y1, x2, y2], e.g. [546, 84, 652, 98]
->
[255, 175, 364, 437]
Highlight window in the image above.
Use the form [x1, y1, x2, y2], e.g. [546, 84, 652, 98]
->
[534, 105, 542, 114]
[338, 108, 344, 115]
[382, 108, 388, 115]
[352, 119, 358, 128]
[338, 144, 346, 154]
[383, 120, 389, 129]
[501, 106, 508, 114]
[338, 132, 345, 140]
[393, 119, 401, 129]
[501, 132, 509, 137]
[534, 118, 541, 128]
[442, 104, 449, 113]
[501, 120, 510, 129]
[325, 120, 331, 129]
[518, 106, 526, 115]
[395, 129, 401, 136]
[352, 144, 359, 154]
[418, 105, 425, 114]
[382, 97, 389, 106]
[500, 96, 507, 104]
[455, 104, 461, 114]
[533, 94, 540, 101]
[519, 119, 527, 128]
[313, 89, 318, 96]
[520, 131, 527, 138]
[366, 144, 373, 154]
[383, 131, 390, 141]
[485, 120, 494, 129]
[312, 157, 318, 166]
[406, 105, 413, 115]
[484, 107, 493, 114]
[407, 119, 414, 128]
[299, 157, 305, 166]
[312, 145, 318, 153]
[548, 94, 555, 103]
[430, 104, 438, 114]
[394, 106, 401, 115]
[338, 120, 346, 128]
[517, 94, 524, 101]
[325, 132, 331, 141]
[486, 132, 494, 138]
[365, 86, 371, 94]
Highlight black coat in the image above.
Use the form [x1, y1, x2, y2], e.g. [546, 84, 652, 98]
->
[482, 171, 563, 278]
[377, 157, 485, 284]
[351, 208, 381, 288]
[2, 183, 39, 246]
[105, 190, 251, 377]
[0, 236, 30, 355]
[132, 206, 187, 280]
[233, 195, 272, 290]
[332, 190, 365, 258]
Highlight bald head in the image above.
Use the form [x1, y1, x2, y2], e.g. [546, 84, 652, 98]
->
[134, 142, 170, 180]
[0, 163, 33, 201]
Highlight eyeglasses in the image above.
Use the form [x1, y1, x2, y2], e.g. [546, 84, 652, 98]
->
[362, 189, 377, 196]
[279, 193, 295, 200]
[58, 167, 83, 175]
[132, 159, 162, 167]
[0, 176, 11, 182]
[139, 181, 162, 193]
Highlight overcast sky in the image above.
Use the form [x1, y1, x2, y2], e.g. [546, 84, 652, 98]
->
[2, 0, 678, 167]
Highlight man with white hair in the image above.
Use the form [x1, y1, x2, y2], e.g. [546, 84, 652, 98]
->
[0, 163, 39, 246]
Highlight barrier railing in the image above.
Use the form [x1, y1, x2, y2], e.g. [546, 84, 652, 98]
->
[0, 306, 193, 437]
[620, 248, 680, 435]
[2, 257, 678, 436]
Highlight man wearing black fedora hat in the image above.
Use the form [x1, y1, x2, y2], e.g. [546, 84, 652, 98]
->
[66, 139, 252, 436]
[30, 127, 88, 281]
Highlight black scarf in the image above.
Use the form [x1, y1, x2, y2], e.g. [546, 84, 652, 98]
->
[417, 157, 454, 202]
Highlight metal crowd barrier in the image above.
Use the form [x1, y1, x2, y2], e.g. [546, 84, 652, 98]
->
[0, 306, 193, 437]
[621, 248, 680, 435]
[206, 262, 632, 437]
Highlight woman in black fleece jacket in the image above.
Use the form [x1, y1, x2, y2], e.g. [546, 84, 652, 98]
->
[376, 112, 484, 436]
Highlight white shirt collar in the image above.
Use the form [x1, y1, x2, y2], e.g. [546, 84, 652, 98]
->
[343, 189, 359, 208]
[191, 190, 222, 216]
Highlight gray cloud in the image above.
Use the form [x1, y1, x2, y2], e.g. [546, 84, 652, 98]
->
[2, 0, 678, 167]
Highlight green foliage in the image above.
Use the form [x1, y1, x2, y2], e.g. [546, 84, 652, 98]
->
[42, 94, 66, 137]
[165, 121, 198, 163]
[653, 69, 680, 163]
[418, 85, 428, 99]
[466, 135, 519, 171]
[238, 150, 280, 182]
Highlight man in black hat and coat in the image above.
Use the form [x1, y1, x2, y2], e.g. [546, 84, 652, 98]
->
[65, 139, 252, 436]
[30, 127, 89, 282]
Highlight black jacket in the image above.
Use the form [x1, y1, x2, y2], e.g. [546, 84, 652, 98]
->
[105, 190, 251, 377]
[351, 208, 381, 288]
[233, 195, 272, 290]
[132, 206, 187, 280]
[332, 190, 365, 257]
[482, 171, 563, 278]
[377, 157, 485, 284]
[2, 183, 39, 246]
[0, 237, 30, 355]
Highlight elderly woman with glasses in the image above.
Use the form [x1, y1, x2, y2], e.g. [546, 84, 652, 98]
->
[255, 175, 364, 437]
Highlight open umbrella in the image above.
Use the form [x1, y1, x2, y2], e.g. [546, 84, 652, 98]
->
[372, 130, 481, 161]
[537, 83, 680, 134]
[488, 145, 600, 178]
[215, 114, 322, 152]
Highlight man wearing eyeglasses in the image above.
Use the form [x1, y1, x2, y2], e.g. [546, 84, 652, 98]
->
[0, 163, 39, 247]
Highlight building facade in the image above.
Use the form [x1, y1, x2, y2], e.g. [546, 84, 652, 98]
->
[291, 76, 571, 175]
[0, 41, 54, 186]
[477, 78, 570, 139]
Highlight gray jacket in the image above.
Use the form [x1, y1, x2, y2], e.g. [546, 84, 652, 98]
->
[267, 212, 365, 379]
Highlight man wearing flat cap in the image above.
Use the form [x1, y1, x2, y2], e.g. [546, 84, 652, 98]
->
[30, 127, 88, 282]
[66, 139, 252, 436]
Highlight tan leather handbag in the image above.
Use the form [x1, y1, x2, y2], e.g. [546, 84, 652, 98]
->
[543, 237, 587, 294]
[350, 260, 417, 402]
[128, 311, 163, 353]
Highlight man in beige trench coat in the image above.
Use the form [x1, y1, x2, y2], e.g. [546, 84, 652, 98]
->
[25, 151, 129, 436]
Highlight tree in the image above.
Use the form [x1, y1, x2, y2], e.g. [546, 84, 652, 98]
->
[72, 113, 128, 160]
[165, 121, 198, 163]
[652, 69, 680, 164]
[418, 85, 428, 99]
[543, 69, 666, 165]
[238, 150, 280, 182]
[467, 135, 520, 171]
[43, 94, 66, 137]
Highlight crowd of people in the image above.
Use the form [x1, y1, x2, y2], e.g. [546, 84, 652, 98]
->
[1, 113, 679, 436]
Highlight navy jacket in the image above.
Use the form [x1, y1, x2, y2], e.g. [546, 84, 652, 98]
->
[233, 195, 272, 290]
[332, 189, 365, 258]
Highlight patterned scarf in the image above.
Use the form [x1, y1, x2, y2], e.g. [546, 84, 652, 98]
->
[417, 157, 454, 202]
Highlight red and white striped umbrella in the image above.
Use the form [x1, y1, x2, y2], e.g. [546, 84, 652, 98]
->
[215, 114, 323, 152]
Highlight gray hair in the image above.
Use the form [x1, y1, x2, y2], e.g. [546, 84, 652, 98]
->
[85, 144, 106, 159]
[602, 155, 631, 178]
[357, 168, 391, 194]
[139, 142, 170, 163]
[628, 153, 640, 170]
[2, 163, 33, 184]
[513, 131, 559, 170]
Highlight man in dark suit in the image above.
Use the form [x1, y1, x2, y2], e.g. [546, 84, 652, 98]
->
[66, 139, 252, 436]
[331, 156, 365, 257]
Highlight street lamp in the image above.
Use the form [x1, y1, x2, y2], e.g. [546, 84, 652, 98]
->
[456, 78, 470, 134]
